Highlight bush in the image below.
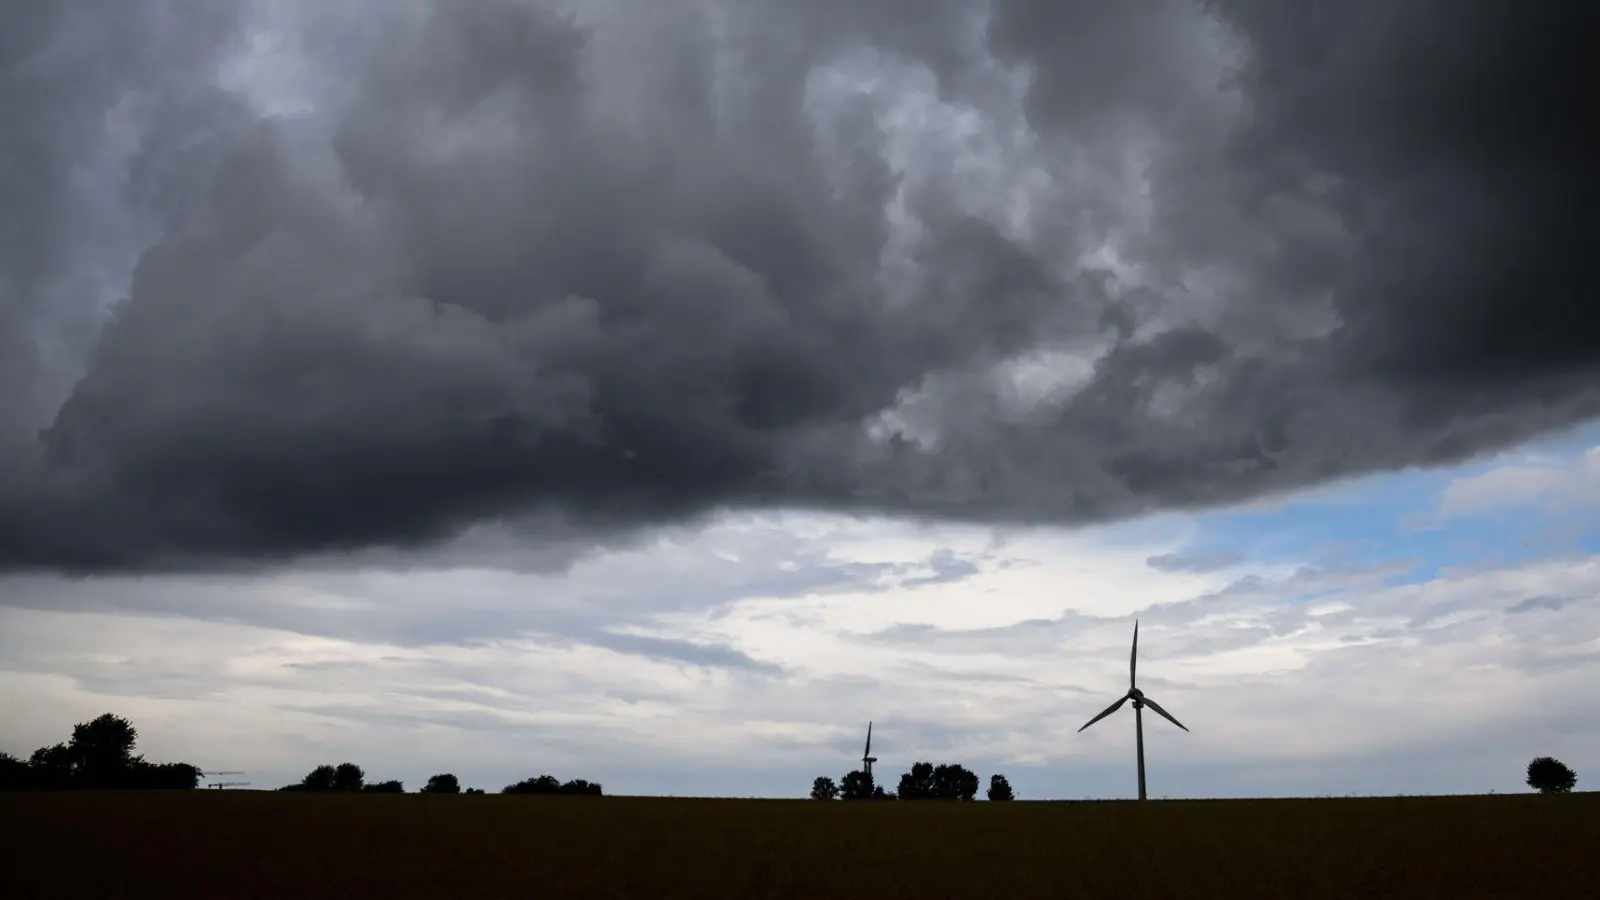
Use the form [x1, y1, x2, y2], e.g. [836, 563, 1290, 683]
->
[1526, 757, 1578, 794]
[422, 773, 461, 794]
[502, 774, 603, 796]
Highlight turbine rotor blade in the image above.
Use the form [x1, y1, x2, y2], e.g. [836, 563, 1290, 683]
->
[864, 721, 872, 758]
[1078, 694, 1129, 733]
[1130, 619, 1139, 688]
[1140, 695, 1188, 732]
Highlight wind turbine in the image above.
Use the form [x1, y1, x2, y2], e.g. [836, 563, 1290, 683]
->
[1078, 619, 1188, 800]
[861, 722, 878, 782]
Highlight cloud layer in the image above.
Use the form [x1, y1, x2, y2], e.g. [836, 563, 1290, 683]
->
[3, 0, 1596, 572]
[3, 489, 1595, 799]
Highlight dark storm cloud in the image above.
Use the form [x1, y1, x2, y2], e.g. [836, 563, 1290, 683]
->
[2, 0, 1596, 573]
[0, 0, 247, 441]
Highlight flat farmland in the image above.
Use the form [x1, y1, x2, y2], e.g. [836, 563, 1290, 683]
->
[4, 791, 1596, 898]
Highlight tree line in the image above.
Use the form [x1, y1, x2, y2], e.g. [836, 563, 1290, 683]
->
[278, 766, 603, 795]
[0, 713, 202, 790]
[810, 762, 1015, 801]
[0, 713, 603, 796]
[2, 712, 1580, 799]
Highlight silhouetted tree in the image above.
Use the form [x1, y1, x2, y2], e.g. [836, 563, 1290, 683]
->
[128, 762, 202, 790]
[502, 774, 600, 795]
[503, 774, 560, 794]
[1527, 757, 1578, 794]
[897, 762, 936, 800]
[839, 769, 875, 800]
[422, 773, 461, 794]
[3, 714, 198, 790]
[810, 776, 839, 800]
[932, 764, 979, 800]
[333, 762, 365, 792]
[362, 780, 404, 793]
[897, 762, 978, 800]
[28, 744, 73, 790]
[67, 714, 140, 788]
[0, 752, 31, 790]
[281, 764, 339, 792]
[987, 773, 1015, 801]
[560, 778, 603, 796]
[464, 787, 486, 794]
[872, 785, 894, 800]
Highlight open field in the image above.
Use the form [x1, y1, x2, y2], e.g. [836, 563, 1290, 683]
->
[4, 791, 1597, 898]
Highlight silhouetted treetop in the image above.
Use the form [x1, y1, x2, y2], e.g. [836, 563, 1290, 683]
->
[1527, 757, 1578, 794]
[810, 776, 839, 800]
[423, 773, 461, 794]
[840, 769, 875, 800]
[502, 774, 603, 796]
[897, 762, 979, 800]
[279, 762, 398, 793]
[333, 762, 366, 792]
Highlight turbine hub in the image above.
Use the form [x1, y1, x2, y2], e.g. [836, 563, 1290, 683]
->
[1129, 687, 1143, 700]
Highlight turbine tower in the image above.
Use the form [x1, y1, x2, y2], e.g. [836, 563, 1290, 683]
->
[861, 721, 878, 782]
[1078, 619, 1188, 800]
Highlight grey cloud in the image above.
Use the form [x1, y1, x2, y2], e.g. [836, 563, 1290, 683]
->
[2, 0, 1596, 574]
[893, 548, 984, 588]
[1507, 595, 1566, 615]
[0, 529, 967, 647]
[576, 631, 785, 676]
[862, 616, 1075, 656]
[1146, 551, 1243, 573]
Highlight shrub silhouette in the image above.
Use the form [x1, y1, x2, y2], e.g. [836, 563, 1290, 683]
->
[810, 776, 839, 800]
[280, 763, 399, 792]
[987, 773, 1015, 801]
[422, 773, 461, 794]
[502, 774, 603, 795]
[1526, 756, 1578, 794]
[560, 778, 603, 796]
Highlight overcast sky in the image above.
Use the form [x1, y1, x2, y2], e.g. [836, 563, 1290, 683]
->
[1, 0, 1595, 798]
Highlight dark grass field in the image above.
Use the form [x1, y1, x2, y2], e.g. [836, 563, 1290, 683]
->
[4, 791, 1596, 898]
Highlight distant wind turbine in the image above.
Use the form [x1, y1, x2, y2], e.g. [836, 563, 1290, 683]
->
[861, 721, 878, 782]
[1078, 619, 1188, 801]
